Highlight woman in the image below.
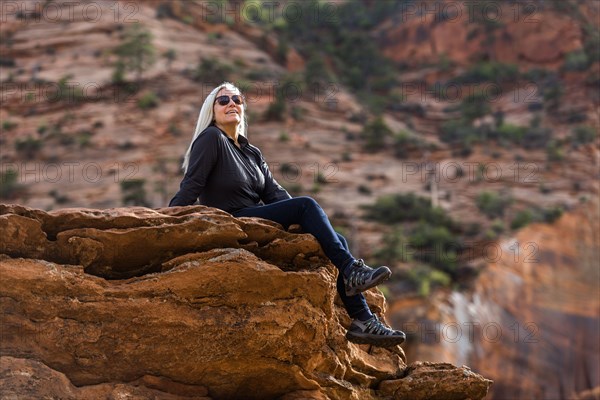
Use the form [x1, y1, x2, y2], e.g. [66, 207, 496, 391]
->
[170, 82, 405, 347]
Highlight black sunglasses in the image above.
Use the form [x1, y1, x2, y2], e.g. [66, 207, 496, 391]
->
[214, 95, 244, 106]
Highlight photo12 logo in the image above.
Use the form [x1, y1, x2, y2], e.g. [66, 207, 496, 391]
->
[1, 162, 139, 184]
[1, 1, 139, 23]
[402, 321, 539, 344]
[395, 1, 540, 23]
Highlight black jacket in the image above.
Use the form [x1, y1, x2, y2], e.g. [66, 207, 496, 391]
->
[169, 126, 291, 213]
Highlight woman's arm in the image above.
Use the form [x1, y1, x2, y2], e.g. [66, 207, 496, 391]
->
[258, 154, 292, 204]
[168, 128, 220, 206]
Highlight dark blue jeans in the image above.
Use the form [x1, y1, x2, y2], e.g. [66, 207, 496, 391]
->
[233, 196, 370, 319]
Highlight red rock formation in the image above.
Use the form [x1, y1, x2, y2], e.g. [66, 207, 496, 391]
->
[388, 200, 600, 399]
[0, 204, 492, 399]
[379, 0, 589, 69]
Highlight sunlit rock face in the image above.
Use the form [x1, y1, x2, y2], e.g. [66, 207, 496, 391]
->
[0, 204, 491, 399]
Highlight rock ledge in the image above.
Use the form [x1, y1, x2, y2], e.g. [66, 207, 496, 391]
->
[0, 205, 492, 399]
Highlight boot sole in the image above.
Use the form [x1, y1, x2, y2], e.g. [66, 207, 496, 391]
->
[344, 267, 392, 297]
[346, 331, 406, 347]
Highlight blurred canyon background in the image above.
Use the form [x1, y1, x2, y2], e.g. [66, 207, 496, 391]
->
[0, 0, 599, 399]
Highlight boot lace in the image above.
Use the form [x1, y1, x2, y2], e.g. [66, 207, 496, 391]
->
[363, 316, 397, 336]
[347, 259, 373, 288]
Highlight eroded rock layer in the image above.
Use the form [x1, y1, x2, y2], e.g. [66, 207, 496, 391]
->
[0, 205, 491, 399]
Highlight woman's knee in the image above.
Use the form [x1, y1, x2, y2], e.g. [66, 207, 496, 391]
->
[336, 232, 348, 249]
[295, 196, 321, 210]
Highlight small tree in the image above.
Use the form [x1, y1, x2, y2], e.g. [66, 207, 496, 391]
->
[362, 116, 393, 151]
[113, 23, 156, 83]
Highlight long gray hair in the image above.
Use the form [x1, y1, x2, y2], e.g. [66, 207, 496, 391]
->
[181, 82, 247, 173]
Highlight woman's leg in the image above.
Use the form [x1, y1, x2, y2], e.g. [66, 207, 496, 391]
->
[233, 197, 355, 271]
[234, 196, 385, 319]
[335, 232, 373, 321]
[234, 198, 405, 346]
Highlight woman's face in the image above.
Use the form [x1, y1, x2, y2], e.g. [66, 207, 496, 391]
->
[213, 88, 243, 128]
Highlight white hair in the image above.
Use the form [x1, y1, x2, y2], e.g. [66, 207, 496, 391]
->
[181, 82, 247, 173]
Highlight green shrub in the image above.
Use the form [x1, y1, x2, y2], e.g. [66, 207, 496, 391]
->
[314, 172, 328, 184]
[373, 228, 410, 266]
[37, 122, 48, 134]
[120, 179, 149, 206]
[523, 68, 552, 82]
[542, 81, 564, 110]
[278, 131, 289, 142]
[2, 120, 17, 131]
[394, 131, 426, 159]
[563, 50, 590, 72]
[193, 58, 233, 83]
[54, 75, 86, 103]
[291, 106, 304, 121]
[583, 26, 600, 64]
[155, 3, 174, 19]
[510, 206, 563, 230]
[408, 222, 461, 273]
[15, 136, 42, 156]
[464, 222, 481, 237]
[565, 110, 587, 124]
[137, 92, 159, 109]
[363, 193, 454, 228]
[163, 48, 176, 70]
[511, 210, 534, 230]
[167, 122, 182, 136]
[491, 219, 505, 235]
[461, 92, 492, 121]
[58, 133, 75, 146]
[546, 139, 564, 162]
[78, 130, 93, 148]
[494, 123, 527, 144]
[0, 169, 20, 199]
[113, 23, 156, 82]
[440, 119, 477, 147]
[476, 191, 512, 218]
[357, 184, 371, 195]
[49, 189, 69, 204]
[571, 125, 596, 144]
[362, 116, 393, 151]
[280, 163, 299, 176]
[454, 62, 519, 84]
[407, 264, 451, 297]
[522, 126, 553, 150]
[542, 206, 563, 223]
[304, 53, 333, 86]
[539, 183, 552, 194]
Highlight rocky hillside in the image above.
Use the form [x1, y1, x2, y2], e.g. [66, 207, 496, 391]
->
[0, 204, 492, 399]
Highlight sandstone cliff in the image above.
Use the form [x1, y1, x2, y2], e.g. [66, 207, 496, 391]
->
[387, 199, 600, 399]
[0, 204, 492, 399]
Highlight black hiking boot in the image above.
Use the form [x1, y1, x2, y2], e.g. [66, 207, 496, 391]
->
[343, 259, 391, 296]
[346, 315, 406, 347]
